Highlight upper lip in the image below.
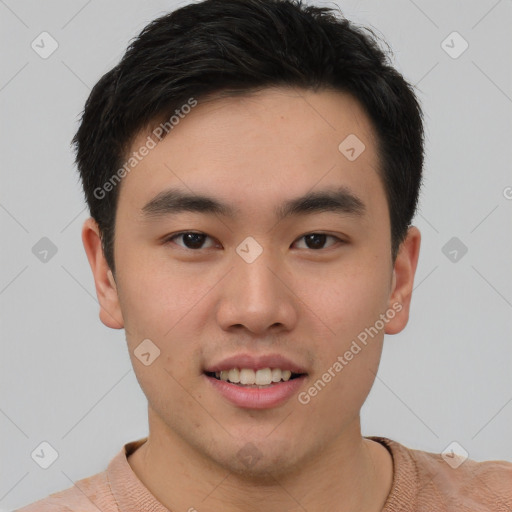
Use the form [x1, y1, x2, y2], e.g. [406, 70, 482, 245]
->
[203, 353, 308, 374]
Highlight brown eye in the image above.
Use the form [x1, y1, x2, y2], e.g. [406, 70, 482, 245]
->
[293, 233, 341, 250]
[166, 232, 216, 250]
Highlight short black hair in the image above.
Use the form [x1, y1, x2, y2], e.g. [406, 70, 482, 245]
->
[72, 0, 424, 275]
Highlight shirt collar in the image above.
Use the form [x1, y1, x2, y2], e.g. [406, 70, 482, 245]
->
[106, 435, 417, 512]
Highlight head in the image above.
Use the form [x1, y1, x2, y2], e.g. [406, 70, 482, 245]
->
[77, 0, 422, 479]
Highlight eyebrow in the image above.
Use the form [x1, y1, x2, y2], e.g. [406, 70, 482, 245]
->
[141, 186, 366, 222]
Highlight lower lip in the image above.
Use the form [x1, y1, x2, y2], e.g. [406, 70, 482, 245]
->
[204, 374, 307, 409]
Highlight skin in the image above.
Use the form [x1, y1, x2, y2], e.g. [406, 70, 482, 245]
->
[82, 87, 421, 512]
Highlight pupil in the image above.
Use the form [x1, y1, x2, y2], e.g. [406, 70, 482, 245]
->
[306, 233, 326, 249]
[184, 233, 204, 249]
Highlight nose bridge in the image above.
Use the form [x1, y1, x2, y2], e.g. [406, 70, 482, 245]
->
[216, 239, 297, 333]
[236, 239, 283, 305]
[239, 249, 279, 294]
[234, 233, 279, 282]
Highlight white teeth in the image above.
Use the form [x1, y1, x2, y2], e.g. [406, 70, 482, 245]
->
[228, 368, 240, 383]
[240, 369, 256, 385]
[255, 368, 272, 385]
[213, 368, 296, 385]
[271, 368, 282, 382]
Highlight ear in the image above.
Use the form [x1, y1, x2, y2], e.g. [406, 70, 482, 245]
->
[384, 226, 421, 335]
[81, 217, 124, 329]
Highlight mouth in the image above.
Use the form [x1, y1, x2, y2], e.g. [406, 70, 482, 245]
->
[202, 353, 309, 408]
[203, 369, 308, 409]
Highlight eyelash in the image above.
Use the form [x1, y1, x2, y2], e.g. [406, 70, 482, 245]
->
[163, 231, 346, 251]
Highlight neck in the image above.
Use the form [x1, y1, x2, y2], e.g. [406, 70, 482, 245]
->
[127, 409, 392, 512]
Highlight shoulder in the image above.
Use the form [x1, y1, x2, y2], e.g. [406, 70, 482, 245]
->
[420, 450, 512, 508]
[376, 436, 512, 510]
[15, 470, 112, 512]
[421, 452, 512, 510]
[15, 438, 148, 512]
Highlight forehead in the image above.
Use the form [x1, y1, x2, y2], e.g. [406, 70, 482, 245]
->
[117, 87, 386, 224]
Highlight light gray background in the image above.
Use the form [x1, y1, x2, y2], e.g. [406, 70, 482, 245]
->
[1, 0, 511, 509]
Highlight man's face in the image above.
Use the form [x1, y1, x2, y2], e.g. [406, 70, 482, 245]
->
[87, 87, 415, 477]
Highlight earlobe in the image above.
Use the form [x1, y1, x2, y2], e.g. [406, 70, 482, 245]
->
[81, 217, 124, 329]
[385, 226, 421, 335]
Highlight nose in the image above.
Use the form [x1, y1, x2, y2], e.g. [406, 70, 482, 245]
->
[215, 248, 299, 335]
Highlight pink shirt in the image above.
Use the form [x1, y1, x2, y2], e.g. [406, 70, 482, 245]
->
[16, 436, 512, 511]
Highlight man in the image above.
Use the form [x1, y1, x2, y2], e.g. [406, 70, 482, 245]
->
[17, 0, 512, 510]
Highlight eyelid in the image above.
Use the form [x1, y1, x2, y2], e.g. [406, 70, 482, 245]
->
[292, 233, 344, 250]
[164, 231, 218, 249]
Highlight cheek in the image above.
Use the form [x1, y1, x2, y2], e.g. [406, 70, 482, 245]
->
[115, 253, 208, 372]
[305, 259, 391, 344]
[115, 249, 195, 336]
[304, 268, 388, 417]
